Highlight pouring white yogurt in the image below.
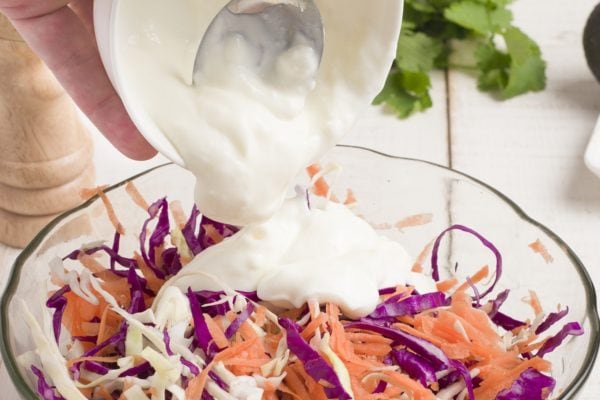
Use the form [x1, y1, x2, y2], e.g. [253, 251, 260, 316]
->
[157, 195, 436, 319]
[110, 0, 432, 318]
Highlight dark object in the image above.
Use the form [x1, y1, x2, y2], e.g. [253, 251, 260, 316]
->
[584, 3, 600, 83]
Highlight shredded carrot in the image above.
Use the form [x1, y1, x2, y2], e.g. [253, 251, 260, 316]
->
[525, 290, 543, 315]
[204, 314, 229, 349]
[529, 238, 554, 264]
[253, 305, 267, 327]
[125, 181, 149, 211]
[381, 285, 413, 302]
[412, 240, 433, 273]
[306, 163, 330, 198]
[343, 188, 357, 206]
[185, 360, 215, 399]
[133, 252, 165, 293]
[300, 313, 328, 340]
[222, 358, 268, 368]
[66, 356, 120, 368]
[77, 253, 106, 275]
[284, 364, 312, 399]
[353, 342, 392, 357]
[81, 186, 125, 235]
[96, 386, 113, 399]
[436, 277, 458, 293]
[395, 213, 433, 230]
[169, 200, 188, 229]
[203, 224, 224, 244]
[381, 370, 436, 400]
[455, 264, 490, 292]
[345, 332, 393, 345]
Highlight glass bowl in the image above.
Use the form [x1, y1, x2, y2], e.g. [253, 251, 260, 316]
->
[1, 145, 598, 399]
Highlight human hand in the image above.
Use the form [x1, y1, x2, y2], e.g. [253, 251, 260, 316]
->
[0, 0, 157, 160]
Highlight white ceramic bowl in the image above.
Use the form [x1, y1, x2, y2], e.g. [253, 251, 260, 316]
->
[92, 0, 405, 169]
[93, 0, 186, 165]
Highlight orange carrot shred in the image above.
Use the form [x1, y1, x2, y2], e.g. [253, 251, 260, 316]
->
[203, 224, 224, 244]
[81, 186, 125, 235]
[134, 252, 165, 293]
[529, 239, 554, 264]
[204, 314, 229, 349]
[169, 200, 188, 229]
[67, 356, 120, 368]
[525, 290, 543, 315]
[395, 213, 433, 230]
[412, 240, 433, 273]
[455, 264, 489, 292]
[436, 278, 458, 293]
[306, 164, 330, 197]
[343, 188, 357, 206]
[125, 181, 149, 211]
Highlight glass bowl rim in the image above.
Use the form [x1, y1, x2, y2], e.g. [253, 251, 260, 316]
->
[0, 144, 598, 399]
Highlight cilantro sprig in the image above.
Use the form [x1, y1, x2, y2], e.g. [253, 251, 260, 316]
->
[375, 0, 546, 118]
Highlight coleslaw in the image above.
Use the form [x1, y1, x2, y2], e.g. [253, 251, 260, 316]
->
[20, 185, 583, 400]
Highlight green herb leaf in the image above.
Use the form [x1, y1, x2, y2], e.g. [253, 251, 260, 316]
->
[376, 0, 545, 119]
[475, 42, 511, 92]
[396, 30, 444, 72]
[373, 69, 432, 118]
[501, 27, 546, 98]
[444, 0, 512, 34]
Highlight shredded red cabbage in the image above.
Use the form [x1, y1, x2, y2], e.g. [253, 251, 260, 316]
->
[198, 215, 238, 249]
[224, 302, 255, 339]
[279, 318, 352, 400]
[536, 321, 584, 358]
[187, 287, 220, 358]
[492, 311, 527, 331]
[431, 224, 502, 299]
[535, 307, 569, 335]
[118, 361, 153, 378]
[139, 198, 169, 279]
[31, 366, 65, 400]
[466, 276, 481, 307]
[63, 246, 135, 273]
[392, 349, 437, 386]
[368, 292, 448, 320]
[82, 361, 110, 375]
[45, 285, 70, 343]
[163, 330, 173, 356]
[496, 368, 555, 399]
[372, 380, 387, 394]
[82, 330, 126, 358]
[182, 358, 201, 377]
[127, 266, 146, 314]
[110, 231, 121, 270]
[182, 205, 203, 255]
[161, 247, 183, 276]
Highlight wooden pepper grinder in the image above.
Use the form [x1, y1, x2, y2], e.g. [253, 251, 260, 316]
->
[0, 14, 95, 248]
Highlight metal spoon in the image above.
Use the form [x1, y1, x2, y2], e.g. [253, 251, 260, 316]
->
[193, 0, 324, 83]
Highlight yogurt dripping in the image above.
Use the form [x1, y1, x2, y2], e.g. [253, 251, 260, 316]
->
[114, 0, 434, 317]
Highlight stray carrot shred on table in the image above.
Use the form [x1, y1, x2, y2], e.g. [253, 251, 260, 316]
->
[395, 213, 433, 231]
[528, 238, 554, 264]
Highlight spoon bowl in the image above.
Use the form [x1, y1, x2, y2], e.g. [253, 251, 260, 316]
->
[193, 0, 324, 84]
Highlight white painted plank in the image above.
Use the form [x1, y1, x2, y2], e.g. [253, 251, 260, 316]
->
[449, 0, 600, 397]
[343, 71, 449, 165]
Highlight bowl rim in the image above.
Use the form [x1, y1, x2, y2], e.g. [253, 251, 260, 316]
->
[1, 145, 598, 399]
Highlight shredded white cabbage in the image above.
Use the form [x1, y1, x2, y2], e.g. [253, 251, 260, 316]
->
[21, 300, 87, 400]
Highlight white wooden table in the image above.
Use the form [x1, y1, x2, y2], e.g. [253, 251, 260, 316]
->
[1, 0, 599, 398]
